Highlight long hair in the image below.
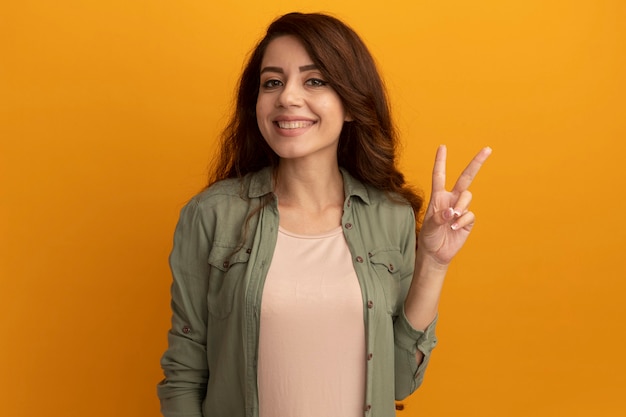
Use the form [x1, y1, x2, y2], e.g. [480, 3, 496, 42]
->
[209, 12, 424, 227]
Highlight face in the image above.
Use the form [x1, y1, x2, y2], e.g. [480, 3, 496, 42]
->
[256, 35, 350, 163]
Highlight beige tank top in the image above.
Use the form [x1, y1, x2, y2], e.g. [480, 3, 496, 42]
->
[258, 226, 366, 417]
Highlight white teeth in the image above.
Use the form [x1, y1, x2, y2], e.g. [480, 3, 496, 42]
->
[276, 121, 313, 129]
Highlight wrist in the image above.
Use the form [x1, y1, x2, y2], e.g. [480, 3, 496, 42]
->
[415, 246, 450, 273]
[404, 249, 449, 331]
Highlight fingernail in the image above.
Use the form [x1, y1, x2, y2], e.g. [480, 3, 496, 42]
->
[443, 207, 454, 220]
[450, 223, 459, 231]
[453, 210, 462, 217]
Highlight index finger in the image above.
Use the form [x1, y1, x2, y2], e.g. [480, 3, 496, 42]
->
[431, 144, 448, 193]
[451, 146, 492, 194]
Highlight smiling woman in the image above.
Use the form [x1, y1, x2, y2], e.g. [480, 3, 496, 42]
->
[256, 36, 350, 163]
[157, 12, 490, 417]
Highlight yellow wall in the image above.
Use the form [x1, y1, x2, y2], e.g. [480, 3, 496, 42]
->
[2, 1, 625, 416]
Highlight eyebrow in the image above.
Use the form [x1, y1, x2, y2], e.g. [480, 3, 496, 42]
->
[260, 64, 318, 74]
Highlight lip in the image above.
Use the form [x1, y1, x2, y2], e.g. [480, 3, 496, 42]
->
[271, 115, 317, 135]
[271, 116, 316, 137]
[273, 116, 316, 125]
[273, 115, 316, 122]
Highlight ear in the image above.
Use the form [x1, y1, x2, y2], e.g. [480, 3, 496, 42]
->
[344, 112, 354, 122]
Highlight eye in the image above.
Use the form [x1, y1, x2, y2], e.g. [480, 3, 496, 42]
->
[261, 79, 283, 89]
[305, 78, 328, 87]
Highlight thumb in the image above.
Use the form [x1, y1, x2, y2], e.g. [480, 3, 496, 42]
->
[437, 207, 455, 225]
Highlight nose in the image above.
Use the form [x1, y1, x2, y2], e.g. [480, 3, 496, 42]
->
[276, 80, 303, 108]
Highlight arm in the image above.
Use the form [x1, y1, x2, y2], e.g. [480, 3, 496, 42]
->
[157, 200, 212, 417]
[404, 144, 492, 342]
[392, 205, 438, 399]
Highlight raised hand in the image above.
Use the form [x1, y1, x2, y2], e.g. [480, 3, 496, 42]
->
[418, 145, 492, 266]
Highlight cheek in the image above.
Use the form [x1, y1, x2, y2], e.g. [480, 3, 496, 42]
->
[256, 94, 275, 117]
[312, 98, 333, 116]
[322, 98, 347, 123]
[255, 99, 275, 143]
[323, 94, 346, 116]
[255, 100, 266, 129]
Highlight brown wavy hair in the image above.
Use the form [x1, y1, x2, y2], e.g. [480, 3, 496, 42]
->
[209, 12, 423, 229]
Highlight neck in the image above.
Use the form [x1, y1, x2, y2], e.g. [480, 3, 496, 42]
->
[273, 160, 344, 210]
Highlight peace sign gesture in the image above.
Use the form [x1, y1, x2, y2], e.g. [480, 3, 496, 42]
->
[418, 145, 492, 266]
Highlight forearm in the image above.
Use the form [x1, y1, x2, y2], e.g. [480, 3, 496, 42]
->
[393, 302, 439, 398]
[404, 248, 448, 332]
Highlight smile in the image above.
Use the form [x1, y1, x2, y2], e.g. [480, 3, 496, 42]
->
[275, 120, 315, 129]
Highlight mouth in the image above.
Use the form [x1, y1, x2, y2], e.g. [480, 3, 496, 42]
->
[274, 120, 316, 129]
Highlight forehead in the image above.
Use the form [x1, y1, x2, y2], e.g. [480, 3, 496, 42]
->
[261, 35, 314, 67]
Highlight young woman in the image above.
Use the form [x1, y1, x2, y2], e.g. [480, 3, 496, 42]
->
[158, 12, 491, 417]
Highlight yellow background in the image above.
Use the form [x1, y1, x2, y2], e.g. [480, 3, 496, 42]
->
[2, 1, 625, 416]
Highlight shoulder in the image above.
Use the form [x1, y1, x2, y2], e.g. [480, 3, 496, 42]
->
[341, 168, 412, 214]
[359, 185, 415, 229]
[191, 178, 245, 207]
[188, 167, 273, 210]
[365, 185, 410, 208]
[347, 179, 416, 255]
[174, 169, 273, 241]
